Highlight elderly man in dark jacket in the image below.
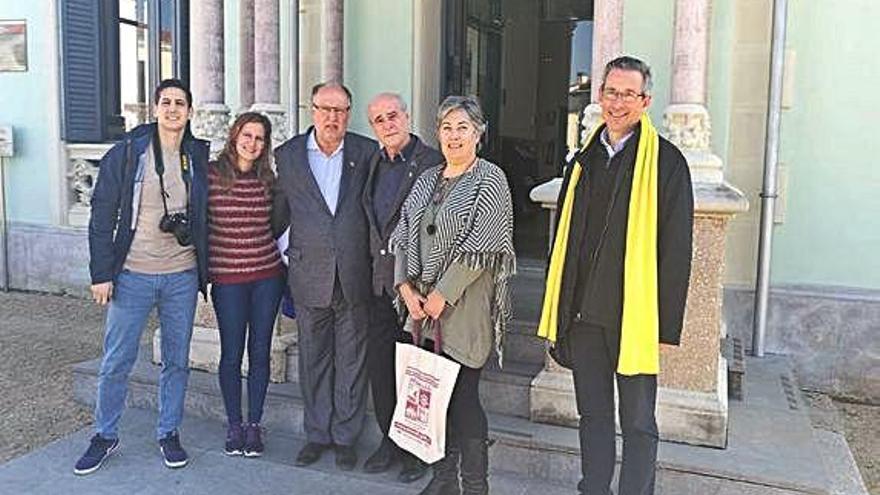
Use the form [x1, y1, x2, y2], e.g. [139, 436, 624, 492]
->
[360, 92, 443, 483]
[75, 79, 210, 476]
[546, 56, 693, 495]
[274, 82, 377, 471]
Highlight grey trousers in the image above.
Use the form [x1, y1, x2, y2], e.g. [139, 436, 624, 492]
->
[296, 283, 369, 446]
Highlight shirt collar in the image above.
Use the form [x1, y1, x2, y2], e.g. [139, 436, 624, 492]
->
[599, 127, 634, 158]
[307, 129, 344, 157]
[381, 134, 418, 162]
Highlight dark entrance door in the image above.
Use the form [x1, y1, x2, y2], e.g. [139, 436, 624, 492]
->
[443, 0, 594, 260]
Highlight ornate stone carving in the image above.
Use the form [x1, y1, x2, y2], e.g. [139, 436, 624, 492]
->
[68, 158, 99, 208]
[662, 103, 712, 151]
[249, 103, 288, 146]
[191, 103, 231, 152]
[579, 103, 603, 145]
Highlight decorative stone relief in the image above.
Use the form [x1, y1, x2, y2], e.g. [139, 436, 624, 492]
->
[192, 103, 231, 153]
[249, 103, 289, 146]
[68, 158, 99, 209]
[662, 103, 712, 151]
[579, 103, 603, 144]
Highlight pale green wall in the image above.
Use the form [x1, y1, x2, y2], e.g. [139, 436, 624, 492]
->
[708, 0, 734, 166]
[771, 0, 880, 289]
[0, 2, 57, 225]
[344, 0, 413, 136]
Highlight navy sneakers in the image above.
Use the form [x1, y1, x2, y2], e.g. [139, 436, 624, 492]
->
[158, 432, 189, 468]
[73, 434, 119, 475]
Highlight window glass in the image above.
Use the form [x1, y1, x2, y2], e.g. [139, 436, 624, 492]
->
[119, 0, 149, 130]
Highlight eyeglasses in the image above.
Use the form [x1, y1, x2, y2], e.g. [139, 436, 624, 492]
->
[601, 88, 646, 103]
[312, 104, 350, 116]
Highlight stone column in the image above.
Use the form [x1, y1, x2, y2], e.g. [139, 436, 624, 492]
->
[323, 0, 344, 81]
[663, 0, 722, 184]
[190, 0, 229, 152]
[580, 0, 624, 139]
[239, 0, 255, 110]
[251, 0, 288, 144]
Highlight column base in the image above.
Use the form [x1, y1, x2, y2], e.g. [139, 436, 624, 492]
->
[529, 356, 729, 448]
[249, 102, 288, 145]
[152, 325, 296, 383]
[192, 103, 231, 154]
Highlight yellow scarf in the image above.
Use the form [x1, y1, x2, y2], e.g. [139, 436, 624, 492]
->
[537, 113, 660, 375]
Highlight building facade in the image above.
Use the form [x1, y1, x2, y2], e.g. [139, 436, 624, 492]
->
[0, 0, 877, 401]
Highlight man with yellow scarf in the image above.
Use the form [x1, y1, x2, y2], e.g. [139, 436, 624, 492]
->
[538, 56, 694, 495]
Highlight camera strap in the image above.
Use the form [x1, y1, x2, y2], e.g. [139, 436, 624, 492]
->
[152, 128, 191, 219]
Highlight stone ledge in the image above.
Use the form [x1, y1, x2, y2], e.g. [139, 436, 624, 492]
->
[529, 357, 729, 448]
[152, 326, 296, 383]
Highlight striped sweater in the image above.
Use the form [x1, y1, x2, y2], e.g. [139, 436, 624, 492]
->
[207, 164, 283, 285]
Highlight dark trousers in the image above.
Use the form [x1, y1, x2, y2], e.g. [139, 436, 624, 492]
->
[421, 337, 488, 444]
[447, 362, 487, 442]
[211, 275, 284, 425]
[296, 282, 369, 446]
[570, 323, 658, 495]
[366, 294, 410, 437]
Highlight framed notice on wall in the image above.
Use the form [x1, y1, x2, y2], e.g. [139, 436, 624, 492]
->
[0, 20, 27, 72]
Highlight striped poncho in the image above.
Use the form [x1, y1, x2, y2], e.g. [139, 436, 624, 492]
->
[389, 158, 516, 365]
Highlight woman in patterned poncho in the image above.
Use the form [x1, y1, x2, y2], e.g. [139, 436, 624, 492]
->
[390, 96, 515, 495]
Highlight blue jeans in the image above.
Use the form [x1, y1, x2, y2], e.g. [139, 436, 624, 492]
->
[211, 275, 284, 425]
[95, 268, 199, 440]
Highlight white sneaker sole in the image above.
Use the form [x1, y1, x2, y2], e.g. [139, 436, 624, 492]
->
[159, 447, 189, 468]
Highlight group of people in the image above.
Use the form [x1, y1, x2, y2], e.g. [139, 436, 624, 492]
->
[74, 55, 693, 495]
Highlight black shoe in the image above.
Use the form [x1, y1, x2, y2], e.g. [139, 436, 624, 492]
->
[294, 442, 328, 467]
[158, 432, 189, 469]
[224, 423, 244, 456]
[335, 444, 358, 471]
[73, 434, 119, 475]
[398, 453, 429, 483]
[243, 423, 264, 458]
[363, 440, 396, 474]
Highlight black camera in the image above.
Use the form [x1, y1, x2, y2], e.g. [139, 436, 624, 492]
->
[159, 212, 192, 246]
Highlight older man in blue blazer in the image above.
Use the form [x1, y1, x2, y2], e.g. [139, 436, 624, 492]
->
[274, 81, 377, 471]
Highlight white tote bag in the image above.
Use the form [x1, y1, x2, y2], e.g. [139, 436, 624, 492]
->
[389, 319, 461, 464]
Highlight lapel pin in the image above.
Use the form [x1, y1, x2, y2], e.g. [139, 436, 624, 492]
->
[349, 161, 355, 168]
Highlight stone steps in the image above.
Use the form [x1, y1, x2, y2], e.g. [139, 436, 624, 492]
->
[71, 355, 866, 494]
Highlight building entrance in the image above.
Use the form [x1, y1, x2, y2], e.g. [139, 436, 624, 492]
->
[443, 0, 594, 260]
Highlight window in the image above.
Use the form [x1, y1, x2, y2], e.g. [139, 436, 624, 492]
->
[60, 0, 188, 142]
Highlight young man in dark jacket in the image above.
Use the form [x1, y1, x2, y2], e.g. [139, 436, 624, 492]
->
[547, 57, 694, 495]
[74, 79, 210, 475]
[360, 92, 444, 483]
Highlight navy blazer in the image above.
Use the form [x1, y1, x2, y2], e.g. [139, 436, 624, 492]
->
[361, 136, 444, 297]
[274, 128, 378, 307]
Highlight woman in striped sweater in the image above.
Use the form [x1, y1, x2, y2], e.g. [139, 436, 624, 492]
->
[208, 112, 284, 458]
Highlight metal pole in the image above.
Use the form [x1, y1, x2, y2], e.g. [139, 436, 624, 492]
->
[0, 157, 8, 291]
[287, 0, 300, 136]
[752, 0, 788, 357]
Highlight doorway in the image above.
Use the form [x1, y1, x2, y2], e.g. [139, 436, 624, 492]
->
[443, 0, 594, 260]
